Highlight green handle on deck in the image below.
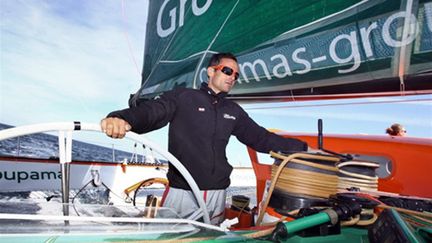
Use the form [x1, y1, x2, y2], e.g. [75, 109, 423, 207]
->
[283, 211, 331, 234]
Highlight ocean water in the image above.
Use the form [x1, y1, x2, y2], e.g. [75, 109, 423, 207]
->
[0, 123, 142, 162]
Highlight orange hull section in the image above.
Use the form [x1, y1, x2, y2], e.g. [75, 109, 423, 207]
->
[248, 134, 432, 203]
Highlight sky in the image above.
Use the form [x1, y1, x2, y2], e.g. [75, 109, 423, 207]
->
[1, 0, 431, 167]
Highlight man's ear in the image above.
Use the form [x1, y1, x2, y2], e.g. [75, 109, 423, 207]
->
[207, 66, 215, 79]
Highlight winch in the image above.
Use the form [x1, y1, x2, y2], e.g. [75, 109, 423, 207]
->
[256, 119, 380, 227]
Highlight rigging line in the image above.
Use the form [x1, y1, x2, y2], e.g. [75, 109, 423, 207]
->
[427, 3, 432, 32]
[290, 90, 295, 102]
[192, 0, 240, 88]
[243, 98, 432, 110]
[398, 0, 415, 93]
[121, 0, 141, 77]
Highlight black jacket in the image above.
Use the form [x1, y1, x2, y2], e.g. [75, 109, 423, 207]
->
[108, 83, 307, 190]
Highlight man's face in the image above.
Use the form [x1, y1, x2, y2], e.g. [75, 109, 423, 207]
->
[207, 58, 239, 94]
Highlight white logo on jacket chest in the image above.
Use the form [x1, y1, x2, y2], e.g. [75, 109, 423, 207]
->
[223, 113, 236, 120]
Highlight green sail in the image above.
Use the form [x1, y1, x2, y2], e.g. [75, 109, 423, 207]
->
[132, 0, 432, 104]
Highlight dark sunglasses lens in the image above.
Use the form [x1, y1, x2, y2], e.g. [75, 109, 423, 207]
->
[221, 66, 233, 75]
[221, 66, 239, 80]
[234, 73, 239, 80]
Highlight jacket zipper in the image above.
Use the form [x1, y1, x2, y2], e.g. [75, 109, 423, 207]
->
[211, 98, 218, 174]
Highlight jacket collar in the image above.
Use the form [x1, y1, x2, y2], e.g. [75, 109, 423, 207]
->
[200, 82, 228, 99]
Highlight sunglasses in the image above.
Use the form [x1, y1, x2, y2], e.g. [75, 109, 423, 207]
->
[212, 65, 239, 80]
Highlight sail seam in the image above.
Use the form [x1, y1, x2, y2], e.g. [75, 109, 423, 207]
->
[280, 0, 370, 35]
[159, 50, 218, 64]
[192, 0, 241, 88]
[258, 0, 375, 48]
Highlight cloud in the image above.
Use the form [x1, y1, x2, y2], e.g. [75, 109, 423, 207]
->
[1, 0, 148, 126]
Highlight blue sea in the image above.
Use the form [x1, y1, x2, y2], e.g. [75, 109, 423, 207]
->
[0, 123, 142, 163]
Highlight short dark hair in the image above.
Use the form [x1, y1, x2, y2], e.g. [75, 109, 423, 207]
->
[207, 52, 237, 67]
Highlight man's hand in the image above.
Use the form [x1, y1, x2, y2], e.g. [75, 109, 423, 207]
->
[100, 117, 131, 139]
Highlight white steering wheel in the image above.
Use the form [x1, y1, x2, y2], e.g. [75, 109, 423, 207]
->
[0, 121, 211, 224]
